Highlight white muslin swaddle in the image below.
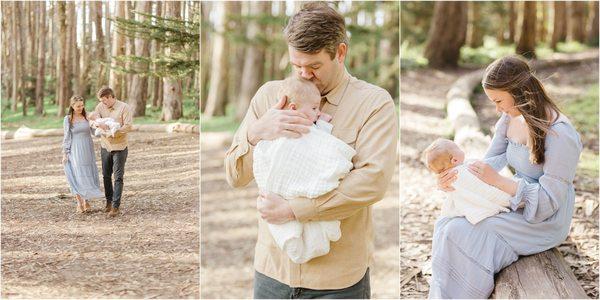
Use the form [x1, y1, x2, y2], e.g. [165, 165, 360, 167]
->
[93, 117, 121, 137]
[253, 120, 356, 263]
[442, 161, 511, 224]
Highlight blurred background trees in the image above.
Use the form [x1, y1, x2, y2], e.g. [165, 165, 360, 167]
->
[402, 1, 599, 69]
[201, 1, 399, 129]
[1, 1, 199, 130]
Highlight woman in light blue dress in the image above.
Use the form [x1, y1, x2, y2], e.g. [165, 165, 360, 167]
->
[62, 95, 103, 213]
[429, 56, 583, 298]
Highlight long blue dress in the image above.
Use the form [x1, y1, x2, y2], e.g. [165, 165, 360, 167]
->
[429, 113, 583, 298]
[62, 116, 104, 200]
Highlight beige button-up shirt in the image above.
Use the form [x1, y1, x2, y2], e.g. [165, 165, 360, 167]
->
[224, 70, 398, 290]
[93, 100, 133, 152]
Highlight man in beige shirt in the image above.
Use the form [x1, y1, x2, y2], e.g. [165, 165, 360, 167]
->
[224, 2, 397, 298]
[93, 86, 133, 217]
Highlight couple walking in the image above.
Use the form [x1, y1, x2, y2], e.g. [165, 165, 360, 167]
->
[62, 86, 133, 217]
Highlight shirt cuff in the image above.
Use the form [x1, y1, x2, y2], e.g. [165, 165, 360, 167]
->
[289, 196, 319, 223]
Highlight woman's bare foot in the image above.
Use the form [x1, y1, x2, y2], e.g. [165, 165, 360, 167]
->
[75, 195, 84, 213]
[83, 200, 91, 213]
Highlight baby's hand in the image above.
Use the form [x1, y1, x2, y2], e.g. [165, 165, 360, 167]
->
[318, 112, 332, 123]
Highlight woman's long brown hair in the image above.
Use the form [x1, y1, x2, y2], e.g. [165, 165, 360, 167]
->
[482, 55, 561, 164]
[67, 95, 87, 127]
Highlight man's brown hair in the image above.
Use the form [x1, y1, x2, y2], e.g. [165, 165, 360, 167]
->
[284, 2, 348, 59]
[96, 86, 115, 99]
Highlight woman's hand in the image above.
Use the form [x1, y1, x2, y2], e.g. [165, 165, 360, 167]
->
[437, 168, 458, 192]
[62, 154, 68, 165]
[468, 160, 501, 187]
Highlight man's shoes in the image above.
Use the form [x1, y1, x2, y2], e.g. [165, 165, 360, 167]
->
[108, 207, 119, 217]
[104, 203, 112, 213]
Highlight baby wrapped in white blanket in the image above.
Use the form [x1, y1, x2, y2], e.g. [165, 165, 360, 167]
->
[88, 112, 121, 137]
[253, 77, 356, 263]
[423, 138, 511, 225]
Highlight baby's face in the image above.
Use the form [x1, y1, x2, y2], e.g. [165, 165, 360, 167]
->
[292, 95, 321, 123]
[88, 112, 98, 121]
[447, 142, 465, 166]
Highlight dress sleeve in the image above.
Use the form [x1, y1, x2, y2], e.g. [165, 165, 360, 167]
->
[483, 113, 510, 171]
[62, 117, 72, 155]
[509, 123, 582, 223]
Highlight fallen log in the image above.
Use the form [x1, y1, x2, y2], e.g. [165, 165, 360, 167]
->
[491, 248, 588, 299]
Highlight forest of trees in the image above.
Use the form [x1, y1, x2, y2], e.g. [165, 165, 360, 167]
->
[1, 1, 199, 121]
[201, 1, 399, 121]
[402, 1, 599, 68]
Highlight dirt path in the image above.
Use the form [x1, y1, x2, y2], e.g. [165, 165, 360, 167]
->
[1, 132, 199, 298]
[201, 140, 399, 298]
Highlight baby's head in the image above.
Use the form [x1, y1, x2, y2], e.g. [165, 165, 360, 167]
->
[279, 76, 321, 123]
[422, 138, 466, 174]
[87, 111, 98, 121]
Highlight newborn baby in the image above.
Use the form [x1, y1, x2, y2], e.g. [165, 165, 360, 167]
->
[253, 76, 356, 263]
[88, 112, 121, 137]
[423, 138, 511, 224]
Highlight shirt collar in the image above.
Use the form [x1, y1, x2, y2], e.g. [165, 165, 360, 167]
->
[321, 69, 351, 106]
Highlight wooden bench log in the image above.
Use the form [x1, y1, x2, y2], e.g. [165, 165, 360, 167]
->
[492, 248, 588, 299]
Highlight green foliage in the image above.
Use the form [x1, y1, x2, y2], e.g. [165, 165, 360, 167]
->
[400, 41, 428, 70]
[460, 37, 516, 65]
[200, 104, 239, 133]
[562, 84, 599, 140]
[400, 2, 434, 45]
[110, 8, 199, 79]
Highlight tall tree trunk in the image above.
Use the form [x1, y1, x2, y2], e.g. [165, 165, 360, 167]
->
[423, 2, 468, 68]
[11, 2, 19, 112]
[161, 1, 183, 121]
[468, 1, 484, 48]
[57, 1, 67, 117]
[109, 1, 126, 99]
[80, 1, 90, 98]
[200, 1, 210, 112]
[124, 1, 136, 95]
[204, 1, 231, 117]
[68, 1, 78, 96]
[516, 2, 537, 58]
[509, 2, 517, 43]
[538, 2, 548, 44]
[551, 1, 568, 49]
[105, 1, 111, 61]
[588, 1, 599, 46]
[93, 1, 106, 90]
[49, 2, 55, 100]
[54, 2, 60, 105]
[128, 1, 152, 117]
[19, 1, 28, 114]
[227, 1, 244, 109]
[236, 2, 269, 122]
[570, 1, 587, 43]
[35, 1, 47, 115]
[151, 1, 163, 108]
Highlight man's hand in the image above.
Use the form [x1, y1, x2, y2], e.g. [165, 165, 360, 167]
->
[247, 95, 313, 146]
[257, 192, 296, 224]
